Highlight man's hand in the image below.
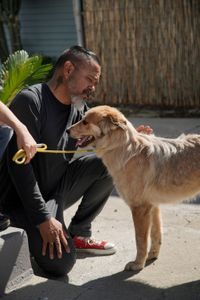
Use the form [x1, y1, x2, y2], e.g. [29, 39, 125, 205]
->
[136, 125, 153, 135]
[38, 217, 70, 259]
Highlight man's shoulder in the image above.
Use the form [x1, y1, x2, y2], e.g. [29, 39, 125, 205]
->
[8, 85, 43, 115]
[20, 83, 44, 100]
[12, 83, 46, 108]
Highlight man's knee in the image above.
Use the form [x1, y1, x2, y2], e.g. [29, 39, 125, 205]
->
[35, 247, 76, 277]
[29, 234, 76, 277]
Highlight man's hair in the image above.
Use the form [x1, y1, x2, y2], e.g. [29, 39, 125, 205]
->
[53, 45, 101, 71]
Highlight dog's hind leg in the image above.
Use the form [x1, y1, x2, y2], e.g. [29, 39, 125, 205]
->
[125, 203, 153, 271]
[147, 206, 162, 261]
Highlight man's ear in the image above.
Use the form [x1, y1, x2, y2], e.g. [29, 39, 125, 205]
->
[63, 61, 75, 77]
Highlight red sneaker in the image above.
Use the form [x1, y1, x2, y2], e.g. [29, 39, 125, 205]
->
[73, 236, 116, 255]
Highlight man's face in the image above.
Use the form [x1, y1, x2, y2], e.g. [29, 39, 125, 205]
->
[67, 60, 101, 104]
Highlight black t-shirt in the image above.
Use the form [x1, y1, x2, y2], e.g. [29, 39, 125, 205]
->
[0, 83, 88, 225]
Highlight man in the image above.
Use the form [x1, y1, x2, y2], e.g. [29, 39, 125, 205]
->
[0, 45, 153, 276]
[0, 101, 37, 231]
[0, 46, 115, 276]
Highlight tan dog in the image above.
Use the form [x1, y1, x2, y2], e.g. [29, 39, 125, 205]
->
[69, 105, 200, 271]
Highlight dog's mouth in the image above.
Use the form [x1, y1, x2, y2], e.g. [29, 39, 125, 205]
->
[75, 135, 95, 148]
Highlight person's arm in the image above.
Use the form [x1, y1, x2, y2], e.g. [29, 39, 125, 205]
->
[7, 91, 69, 257]
[0, 101, 36, 163]
[7, 91, 50, 225]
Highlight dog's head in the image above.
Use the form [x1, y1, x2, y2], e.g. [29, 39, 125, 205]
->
[69, 105, 128, 149]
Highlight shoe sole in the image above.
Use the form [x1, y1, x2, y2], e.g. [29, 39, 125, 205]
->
[0, 219, 10, 232]
[75, 248, 116, 255]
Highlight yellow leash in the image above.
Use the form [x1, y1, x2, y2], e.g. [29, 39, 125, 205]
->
[12, 143, 95, 165]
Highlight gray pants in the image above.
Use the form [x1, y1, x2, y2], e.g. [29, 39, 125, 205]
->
[9, 154, 113, 276]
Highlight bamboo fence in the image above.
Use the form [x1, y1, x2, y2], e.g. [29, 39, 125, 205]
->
[82, 0, 200, 108]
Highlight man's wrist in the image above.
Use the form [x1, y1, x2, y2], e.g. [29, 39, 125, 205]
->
[14, 121, 27, 136]
[37, 215, 52, 228]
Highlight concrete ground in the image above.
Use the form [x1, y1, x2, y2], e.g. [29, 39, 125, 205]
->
[2, 116, 200, 300]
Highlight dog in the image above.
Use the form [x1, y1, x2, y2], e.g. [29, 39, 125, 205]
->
[69, 105, 200, 271]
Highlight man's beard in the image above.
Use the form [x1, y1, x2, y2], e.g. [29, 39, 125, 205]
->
[71, 89, 94, 110]
[71, 95, 85, 111]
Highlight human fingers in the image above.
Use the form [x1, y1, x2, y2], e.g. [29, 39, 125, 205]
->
[24, 144, 37, 164]
[136, 125, 153, 135]
[24, 150, 32, 164]
[49, 241, 54, 260]
[136, 125, 145, 132]
[55, 237, 62, 259]
[145, 126, 153, 134]
[29, 144, 37, 158]
[60, 231, 70, 253]
[42, 241, 47, 256]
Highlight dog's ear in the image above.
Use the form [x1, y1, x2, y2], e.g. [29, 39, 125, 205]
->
[100, 115, 127, 135]
[109, 116, 127, 131]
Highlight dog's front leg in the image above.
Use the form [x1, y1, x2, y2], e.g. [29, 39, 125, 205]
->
[125, 204, 152, 271]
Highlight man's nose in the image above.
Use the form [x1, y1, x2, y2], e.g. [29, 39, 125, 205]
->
[88, 85, 95, 93]
[87, 86, 95, 97]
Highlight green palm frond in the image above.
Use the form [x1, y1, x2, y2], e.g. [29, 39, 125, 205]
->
[0, 50, 52, 105]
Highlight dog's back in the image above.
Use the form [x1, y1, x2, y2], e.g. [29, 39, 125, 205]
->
[143, 133, 200, 204]
[100, 118, 200, 206]
[69, 104, 200, 205]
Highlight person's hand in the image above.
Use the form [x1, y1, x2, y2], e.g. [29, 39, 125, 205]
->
[15, 124, 37, 164]
[136, 125, 153, 135]
[38, 217, 70, 259]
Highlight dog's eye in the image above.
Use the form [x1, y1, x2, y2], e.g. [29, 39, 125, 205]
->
[83, 120, 88, 125]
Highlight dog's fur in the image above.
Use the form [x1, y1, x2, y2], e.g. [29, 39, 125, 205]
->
[69, 105, 200, 271]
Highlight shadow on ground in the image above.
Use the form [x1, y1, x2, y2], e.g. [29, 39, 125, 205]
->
[4, 271, 200, 300]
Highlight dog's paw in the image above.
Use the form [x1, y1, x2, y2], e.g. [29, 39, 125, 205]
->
[147, 250, 159, 261]
[124, 261, 144, 271]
